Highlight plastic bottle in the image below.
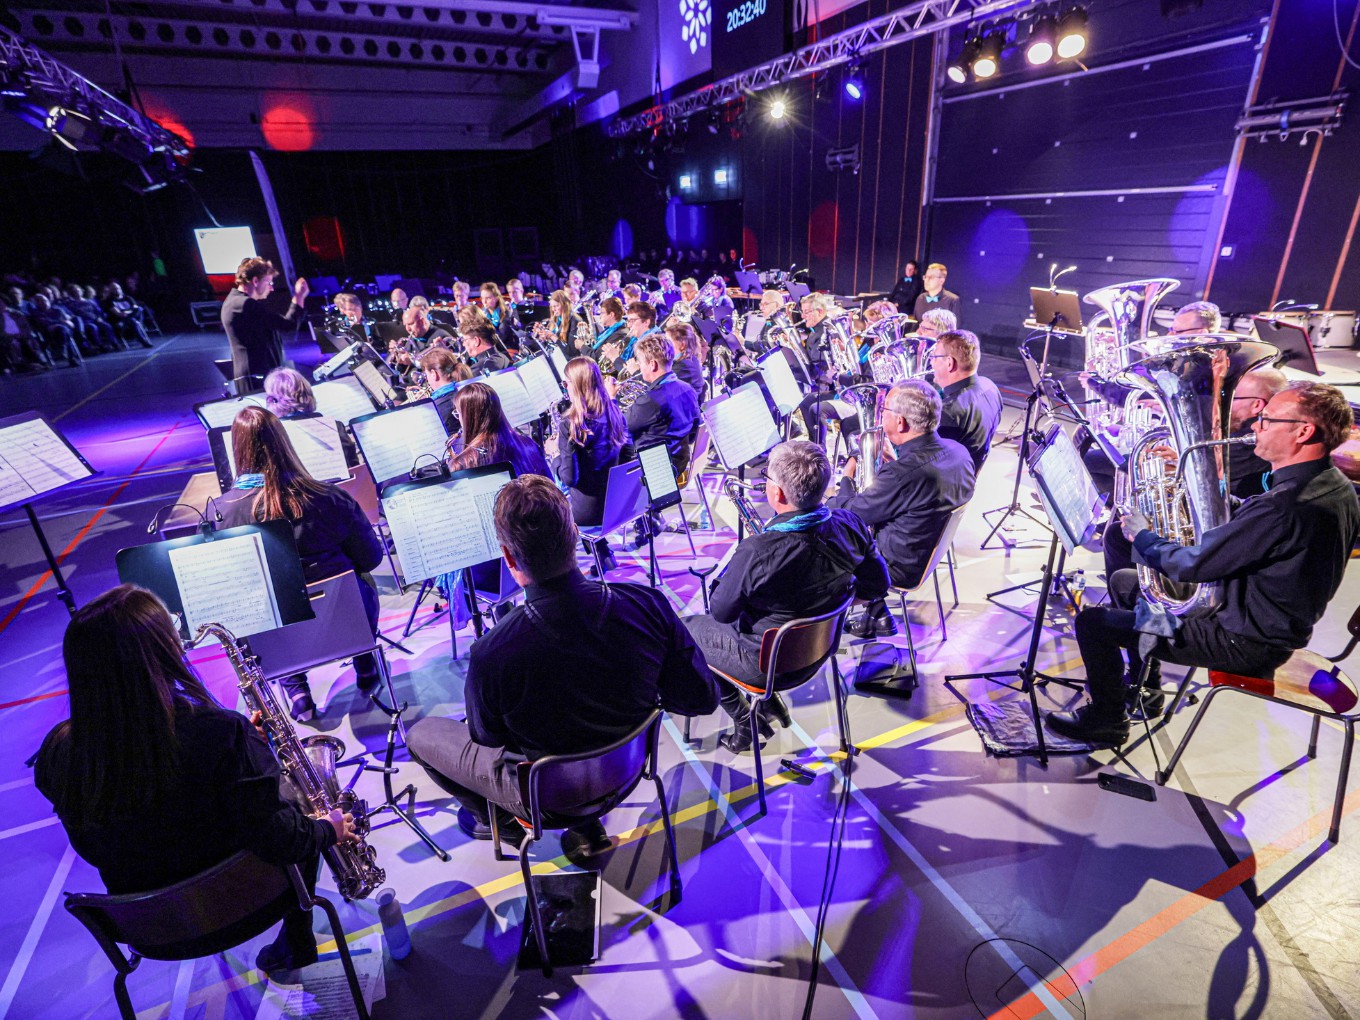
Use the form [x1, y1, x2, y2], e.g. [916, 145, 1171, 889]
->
[376, 887, 411, 960]
[1072, 569, 1086, 609]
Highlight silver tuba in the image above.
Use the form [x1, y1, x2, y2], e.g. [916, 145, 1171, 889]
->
[864, 314, 925, 385]
[1117, 333, 1277, 615]
[841, 382, 887, 493]
[1082, 277, 1180, 382]
[824, 313, 861, 381]
[186, 623, 386, 901]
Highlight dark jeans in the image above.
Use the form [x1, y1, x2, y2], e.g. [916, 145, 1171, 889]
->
[405, 716, 528, 822]
[1074, 568, 1290, 715]
[1103, 514, 1135, 579]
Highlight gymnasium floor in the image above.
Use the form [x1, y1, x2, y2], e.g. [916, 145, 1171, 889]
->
[2, 331, 1359, 1019]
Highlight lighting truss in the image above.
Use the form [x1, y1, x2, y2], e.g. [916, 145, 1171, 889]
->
[608, 0, 1043, 137]
[1236, 92, 1347, 143]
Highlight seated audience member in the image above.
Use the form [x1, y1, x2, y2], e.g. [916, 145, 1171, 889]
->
[406, 477, 716, 859]
[929, 329, 1002, 470]
[829, 380, 976, 637]
[34, 585, 357, 978]
[62, 284, 119, 350]
[0, 295, 49, 371]
[215, 407, 385, 722]
[624, 333, 701, 475]
[683, 441, 890, 752]
[103, 283, 154, 347]
[912, 263, 961, 323]
[1050, 382, 1360, 745]
[26, 293, 83, 367]
[461, 322, 510, 375]
[664, 320, 707, 400]
[446, 382, 550, 477]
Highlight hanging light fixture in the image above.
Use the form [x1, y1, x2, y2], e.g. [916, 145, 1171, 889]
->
[947, 36, 983, 84]
[1026, 15, 1057, 65]
[1057, 7, 1088, 60]
[972, 31, 1005, 79]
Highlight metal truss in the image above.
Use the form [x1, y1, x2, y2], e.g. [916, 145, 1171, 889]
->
[0, 26, 190, 160]
[608, 0, 1042, 137]
[1237, 92, 1347, 144]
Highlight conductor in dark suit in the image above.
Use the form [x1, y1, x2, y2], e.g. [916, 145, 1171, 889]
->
[221, 258, 309, 390]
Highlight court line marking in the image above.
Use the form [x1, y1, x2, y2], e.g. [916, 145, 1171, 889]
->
[0, 845, 77, 1020]
[0, 818, 59, 842]
[52, 336, 181, 423]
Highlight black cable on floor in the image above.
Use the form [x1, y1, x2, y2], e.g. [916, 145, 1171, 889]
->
[800, 758, 855, 1020]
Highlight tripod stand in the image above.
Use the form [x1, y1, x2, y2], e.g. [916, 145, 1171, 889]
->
[979, 388, 1051, 550]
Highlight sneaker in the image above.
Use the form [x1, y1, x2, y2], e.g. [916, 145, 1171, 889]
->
[1045, 704, 1130, 747]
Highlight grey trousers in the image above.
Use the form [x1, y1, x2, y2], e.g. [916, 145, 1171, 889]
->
[405, 716, 527, 822]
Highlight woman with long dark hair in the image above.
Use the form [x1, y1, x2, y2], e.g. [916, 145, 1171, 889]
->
[35, 585, 356, 975]
[447, 382, 551, 477]
[548, 358, 632, 526]
[216, 406, 384, 722]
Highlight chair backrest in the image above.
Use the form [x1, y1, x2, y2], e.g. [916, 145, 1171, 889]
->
[337, 467, 382, 526]
[249, 571, 377, 681]
[65, 851, 294, 965]
[517, 710, 660, 832]
[904, 502, 969, 591]
[757, 597, 853, 678]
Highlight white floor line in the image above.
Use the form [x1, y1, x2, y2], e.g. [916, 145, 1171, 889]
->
[0, 817, 60, 841]
[0, 845, 77, 1020]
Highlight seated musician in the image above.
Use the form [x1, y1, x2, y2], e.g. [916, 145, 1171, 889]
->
[917, 307, 956, 341]
[328, 293, 369, 341]
[446, 382, 550, 478]
[752, 290, 789, 353]
[600, 300, 661, 377]
[1049, 382, 1360, 746]
[622, 283, 644, 304]
[929, 329, 1002, 470]
[652, 268, 681, 314]
[406, 477, 715, 859]
[505, 278, 527, 309]
[547, 289, 588, 355]
[451, 280, 472, 312]
[624, 333, 701, 475]
[461, 322, 510, 375]
[589, 297, 626, 359]
[479, 282, 520, 353]
[601, 269, 624, 302]
[389, 288, 409, 322]
[34, 585, 358, 977]
[216, 407, 385, 722]
[664, 320, 707, 400]
[829, 380, 976, 637]
[683, 441, 890, 752]
[391, 307, 454, 382]
[801, 292, 837, 383]
[418, 347, 469, 432]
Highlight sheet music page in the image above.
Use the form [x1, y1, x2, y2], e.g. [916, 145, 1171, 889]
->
[638, 443, 678, 500]
[352, 362, 397, 406]
[758, 351, 802, 414]
[1033, 430, 1101, 553]
[703, 383, 781, 469]
[518, 356, 563, 413]
[284, 417, 349, 482]
[745, 313, 767, 347]
[312, 377, 377, 423]
[351, 404, 448, 485]
[0, 418, 94, 511]
[482, 368, 539, 428]
[381, 471, 510, 579]
[550, 346, 568, 377]
[169, 532, 283, 637]
[196, 394, 268, 430]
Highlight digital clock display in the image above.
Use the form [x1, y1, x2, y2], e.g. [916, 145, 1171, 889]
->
[713, 0, 786, 79]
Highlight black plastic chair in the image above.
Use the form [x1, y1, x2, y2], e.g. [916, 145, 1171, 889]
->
[489, 709, 681, 977]
[64, 851, 370, 1020]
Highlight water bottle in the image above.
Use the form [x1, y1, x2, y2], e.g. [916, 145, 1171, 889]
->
[1072, 569, 1086, 610]
[376, 887, 411, 960]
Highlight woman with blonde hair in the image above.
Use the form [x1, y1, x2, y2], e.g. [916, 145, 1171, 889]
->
[547, 289, 589, 354]
[548, 358, 632, 528]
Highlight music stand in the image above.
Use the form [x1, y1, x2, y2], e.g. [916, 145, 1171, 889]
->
[756, 347, 806, 418]
[703, 378, 782, 541]
[0, 411, 98, 617]
[637, 441, 697, 584]
[350, 400, 450, 489]
[733, 270, 763, 296]
[785, 281, 811, 304]
[945, 425, 1095, 767]
[313, 376, 383, 422]
[1027, 288, 1084, 337]
[1254, 316, 1319, 375]
[207, 416, 353, 492]
[579, 460, 651, 579]
[193, 393, 268, 431]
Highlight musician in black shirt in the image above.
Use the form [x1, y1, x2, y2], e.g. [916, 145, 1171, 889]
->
[1050, 382, 1360, 746]
[407, 478, 715, 860]
[888, 260, 923, 315]
[684, 442, 890, 752]
[220, 258, 308, 388]
[462, 322, 510, 375]
[830, 380, 977, 637]
[625, 333, 701, 474]
[35, 586, 356, 976]
[912, 263, 962, 322]
[929, 329, 1002, 470]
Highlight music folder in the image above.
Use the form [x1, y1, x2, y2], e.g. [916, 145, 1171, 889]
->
[379, 462, 515, 581]
[0, 411, 98, 513]
[1254, 315, 1319, 375]
[115, 519, 313, 640]
[756, 347, 805, 416]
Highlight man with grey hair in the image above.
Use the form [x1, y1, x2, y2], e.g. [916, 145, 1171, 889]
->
[683, 440, 890, 753]
[801, 292, 840, 380]
[917, 307, 957, 340]
[831, 379, 976, 637]
[1171, 300, 1221, 334]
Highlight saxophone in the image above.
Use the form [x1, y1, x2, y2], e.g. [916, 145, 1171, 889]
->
[186, 623, 386, 902]
[723, 477, 766, 534]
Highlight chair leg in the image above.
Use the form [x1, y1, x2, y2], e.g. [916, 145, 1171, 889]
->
[314, 896, 371, 1020]
[113, 972, 137, 1020]
[751, 697, 767, 816]
[947, 548, 960, 606]
[1308, 714, 1322, 759]
[653, 774, 684, 906]
[518, 836, 553, 977]
[1162, 667, 1197, 723]
[1155, 686, 1227, 785]
[831, 658, 857, 756]
[683, 714, 693, 743]
[933, 571, 947, 642]
[491, 810, 505, 863]
[1331, 719, 1354, 844]
[904, 604, 918, 680]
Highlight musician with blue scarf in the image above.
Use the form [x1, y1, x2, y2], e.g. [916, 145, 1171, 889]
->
[683, 441, 890, 753]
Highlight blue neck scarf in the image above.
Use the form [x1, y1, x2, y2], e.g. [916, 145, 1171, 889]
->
[767, 506, 832, 532]
[431, 381, 460, 400]
[235, 472, 265, 490]
[487, 307, 501, 327]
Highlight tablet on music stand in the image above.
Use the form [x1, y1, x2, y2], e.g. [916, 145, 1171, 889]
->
[1253, 316, 1319, 375]
[379, 462, 515, 580]
[1027, 425, 1103, 555]
[637, 441, 683, 511]
[1029, 288, 1084, 335]
[115, 519, 313, 640]
[733, 270, 762, 295]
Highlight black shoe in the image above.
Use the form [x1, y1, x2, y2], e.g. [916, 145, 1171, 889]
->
[847, 604, 897, 639]
[759, 693, 792, 729]
[1126, 683, 1166, 719]
[561, 819, 612, 866]
[717, 713, 774, 754]
[355, 672, 381, 696]
[255, 932, 319, 976]
[288, 691, 317, 724]
[1046, 704, 1130, 747]
[458, 806, 525, 849]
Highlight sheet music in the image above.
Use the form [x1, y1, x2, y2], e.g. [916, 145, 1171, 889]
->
[169, 532, 282, 637]
[550, 346, 568, 378]
[381, 470, 511, 579]
[703, 382, 781, 469]
[745, 313, 767, 347]
[482, 368, 539, 428]
[0, 417, 95, 512]
[312, 377, 377, 423]
[351, 403, 448, 485]
[758, 350, 803, 415]
[1032, 429, 1101, 554]
[352, 361, 398, 406]
[196, 394, 268, 430]
[518, 356, 563, 413]
[283, 417, 349, 481]
[638, 443, 678, 500]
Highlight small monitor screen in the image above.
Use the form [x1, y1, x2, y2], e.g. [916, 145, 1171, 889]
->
[194, 227, 257, 275]
[638, 442, 681, 509]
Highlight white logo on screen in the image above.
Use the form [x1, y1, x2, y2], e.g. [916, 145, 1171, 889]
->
[680, 0, 711, 54]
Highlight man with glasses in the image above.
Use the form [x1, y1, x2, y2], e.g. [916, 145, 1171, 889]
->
[1049, 381, 1360, 746]
[830, 380, 976, 637]
[599, 300, 659, 376]
[912, 263, 961, 323]
[929, 329, 1002, 470]
[682, 441, 890, 752]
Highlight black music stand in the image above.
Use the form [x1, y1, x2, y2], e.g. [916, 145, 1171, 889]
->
[0, 412, 99, 618]
[945, 425, 1100, 766]
[579, 460, 652, 580]
[637, 441, 697, 582]
[702, 378, 783, 542]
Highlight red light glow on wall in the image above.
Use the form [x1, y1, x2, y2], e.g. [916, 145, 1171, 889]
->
[260, 97, 318, 152]
[303, 216, 345, 263]
[742, 227, 759, 266]
[808, 201, 839, 259]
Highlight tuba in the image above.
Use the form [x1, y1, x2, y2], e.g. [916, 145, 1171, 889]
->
[1117, 333, 1277, 615]
[186, 623, 386, 901]
[841, 382, 887, 493]
[1082, 278, 1180, 382]
[824, 313, 861, 381]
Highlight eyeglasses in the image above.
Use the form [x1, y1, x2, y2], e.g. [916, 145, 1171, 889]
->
[927, 353, 951, 362]
[1254, 414, 1309, 429]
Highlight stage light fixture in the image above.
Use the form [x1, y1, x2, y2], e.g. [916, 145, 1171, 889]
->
[714, 168, 729, 185]
[1057, 8, 1088, 60]
[769, 97, 787, 121]
[843, 59, 866, 101]
[972, 32, 1004, 79]
[1026, 15, 1057, 65]
[947, 36, 983, 84]
[679, 173, 693, 190]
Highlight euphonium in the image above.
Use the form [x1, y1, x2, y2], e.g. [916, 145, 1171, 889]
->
[842, 382, 887, 492]
[1082, 277, 1180, 381]
[1117, 333, 1277, 615]
[723, 477, 766, 534]
[186, 623, 386, 901]
[768, 315, 812, 377]
[824, 313, 861, 381]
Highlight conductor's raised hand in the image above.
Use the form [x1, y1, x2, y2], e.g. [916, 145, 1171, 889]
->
[293, 277, 310, 303]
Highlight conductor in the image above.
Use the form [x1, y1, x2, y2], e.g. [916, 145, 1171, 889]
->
[221, 258, 309, 391]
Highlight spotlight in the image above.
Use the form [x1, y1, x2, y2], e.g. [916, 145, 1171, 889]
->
[843, 60, 865, 101]
[1026, 15, 1057, 65]
[1057, 8, 1088, 60]
[947, 36, 982, 84]
[769, 97, 787, 121]
[972, 32, 1004, 79]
